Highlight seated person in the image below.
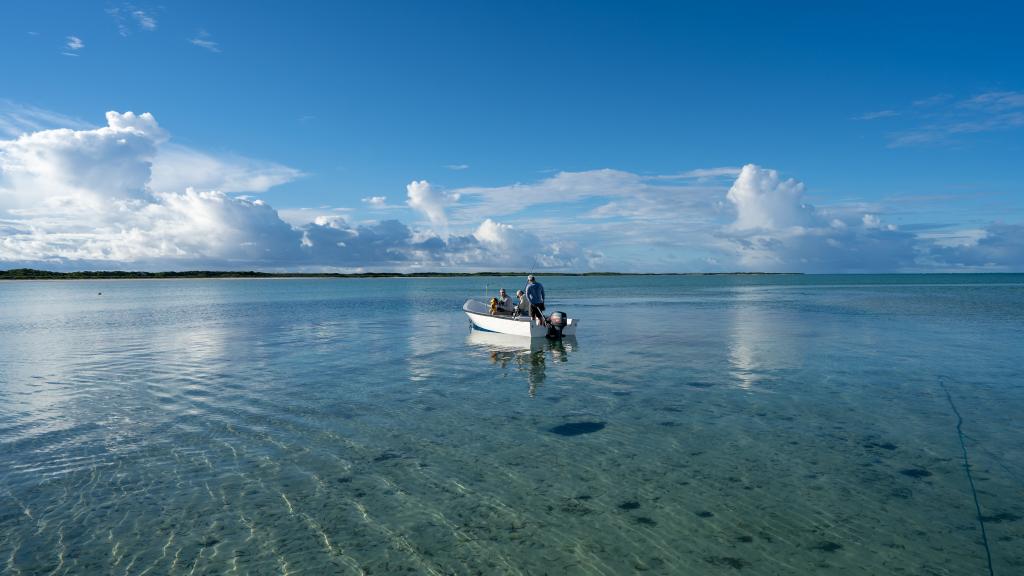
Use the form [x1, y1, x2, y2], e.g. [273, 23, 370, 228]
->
[515, 290, 530, 317]
[495, 288, 514, 315]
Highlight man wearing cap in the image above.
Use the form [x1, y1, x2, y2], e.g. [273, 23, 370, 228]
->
[524, 275, 546, 326]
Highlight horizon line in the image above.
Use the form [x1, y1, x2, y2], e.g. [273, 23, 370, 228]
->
[2, 268, 1022, 280]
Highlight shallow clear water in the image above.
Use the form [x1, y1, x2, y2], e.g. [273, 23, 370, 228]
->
[1, 275, 1022, 575]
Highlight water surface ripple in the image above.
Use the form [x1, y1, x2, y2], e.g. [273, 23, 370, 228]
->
[1, 275, 1022, 574]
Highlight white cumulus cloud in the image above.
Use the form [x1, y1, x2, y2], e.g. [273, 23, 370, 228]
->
[726, 164, 813, 231]
[2, 108, 1019, 272]
[0, 111, 165, 214]
[473, 218, 541, 257]
[718, 164, 918, 272]
[0, 111, 302, 267]
[424, 218, 585, 270]
[406, 180, 450, 239]
[0, 108, 594, 271]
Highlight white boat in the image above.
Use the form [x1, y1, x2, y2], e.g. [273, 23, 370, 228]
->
[463, 299, 579, 338]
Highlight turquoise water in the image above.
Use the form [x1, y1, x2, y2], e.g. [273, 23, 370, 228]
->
[1, 275, 1022, 574]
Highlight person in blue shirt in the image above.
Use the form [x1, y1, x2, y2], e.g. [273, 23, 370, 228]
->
[524, 275, 546, 326]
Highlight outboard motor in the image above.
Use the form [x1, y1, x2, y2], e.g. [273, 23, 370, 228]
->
[546, 311, 568, 339]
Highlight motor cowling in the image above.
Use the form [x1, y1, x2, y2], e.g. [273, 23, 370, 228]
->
[546, 311, 568, 338]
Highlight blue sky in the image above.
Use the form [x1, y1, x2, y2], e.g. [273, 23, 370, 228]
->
[1, 1, 1022, 271]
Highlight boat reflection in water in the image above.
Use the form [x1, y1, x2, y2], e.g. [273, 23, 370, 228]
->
[466, 330, 577, 397]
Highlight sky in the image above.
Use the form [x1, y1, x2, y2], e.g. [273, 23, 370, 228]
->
[1, 0, 1022, 272]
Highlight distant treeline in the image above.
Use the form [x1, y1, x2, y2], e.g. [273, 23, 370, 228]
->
[0, 268, 799, 280]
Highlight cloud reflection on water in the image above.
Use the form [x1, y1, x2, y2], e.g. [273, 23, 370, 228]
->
[726, 288, 802, 390]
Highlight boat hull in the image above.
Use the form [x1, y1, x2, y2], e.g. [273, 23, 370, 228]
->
[463, 299, 578, 338]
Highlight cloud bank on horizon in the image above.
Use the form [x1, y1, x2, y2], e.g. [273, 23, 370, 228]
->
[0, 110, 1020, 272]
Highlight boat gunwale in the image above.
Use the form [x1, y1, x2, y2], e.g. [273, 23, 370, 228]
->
[462, 307, 535, 323]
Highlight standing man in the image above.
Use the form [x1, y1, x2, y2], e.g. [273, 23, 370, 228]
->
[525, 275, 546, 326]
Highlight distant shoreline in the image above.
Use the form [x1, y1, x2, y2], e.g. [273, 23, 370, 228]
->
[0, 268, 802, 280]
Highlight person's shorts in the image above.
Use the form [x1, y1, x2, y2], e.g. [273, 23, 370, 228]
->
[530, 303, 546, 314]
